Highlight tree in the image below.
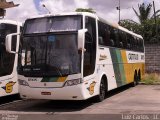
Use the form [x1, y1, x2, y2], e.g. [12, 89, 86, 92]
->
[133, 3, 152, 24]
[120, 3, 160, 43]
[75, 8, 96, 13]
[119, 19, 140, 33]
[133, 3, 160, 24]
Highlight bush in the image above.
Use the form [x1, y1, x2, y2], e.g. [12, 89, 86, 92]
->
[141, 73, 160, 85]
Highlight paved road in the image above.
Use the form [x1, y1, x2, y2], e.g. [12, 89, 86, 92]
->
[0, 85, 160, 120]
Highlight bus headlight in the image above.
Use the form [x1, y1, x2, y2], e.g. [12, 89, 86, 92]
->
[18, 79, 29, 86]
[64, 79, 83, 87]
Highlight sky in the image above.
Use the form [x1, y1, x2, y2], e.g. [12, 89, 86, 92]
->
[5, 0, 160, 23]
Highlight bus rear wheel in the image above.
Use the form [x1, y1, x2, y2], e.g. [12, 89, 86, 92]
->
[138, 70, 141, 82]
[132, 71, 138, 87]
[95, 78, 106, 102]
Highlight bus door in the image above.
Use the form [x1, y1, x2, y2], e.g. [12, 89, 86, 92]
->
[83, 17, 97, 78]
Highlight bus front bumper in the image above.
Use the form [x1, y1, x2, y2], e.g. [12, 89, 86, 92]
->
[19, 84, 88, 100]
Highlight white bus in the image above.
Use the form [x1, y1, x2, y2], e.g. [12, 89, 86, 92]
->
[0, 20, 22, 97]
[6, 12, 145, 101]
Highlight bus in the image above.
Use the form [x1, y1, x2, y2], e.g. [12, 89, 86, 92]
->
[6, 12, 145, 101]
[0, 20, 22, 97]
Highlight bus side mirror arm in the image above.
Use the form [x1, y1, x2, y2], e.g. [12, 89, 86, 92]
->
[5, 33, 20, 54]
[78, 29, 87, 52]
[78, 48, 86, 54]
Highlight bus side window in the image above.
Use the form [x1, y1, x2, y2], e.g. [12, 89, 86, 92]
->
[114, 29, 119, 48]
[98, 21, 110, 46]
[98, 21, 104, 45]
[131, 36, 134, 50]
[140, 39, 144, 52]
[109, 28, 116, 47]
[119, 31, 128, 49]
[119, 31, 124, 48]
[135, 38, 138, 51]
[126, 34, 131, 50]
[122, 32, 127, 49]
[139, 39, 143, 52]
[137, 39, 140, 51]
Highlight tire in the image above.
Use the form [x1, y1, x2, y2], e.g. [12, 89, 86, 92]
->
[132, 72, 138, 87]
[95, 78, 106, 102]
[138, 70, 141, 82]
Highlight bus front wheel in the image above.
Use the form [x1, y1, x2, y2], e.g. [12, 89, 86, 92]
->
[95, 78, 107, 102]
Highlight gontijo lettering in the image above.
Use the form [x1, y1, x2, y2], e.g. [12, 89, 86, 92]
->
[128, 53, 139, 60]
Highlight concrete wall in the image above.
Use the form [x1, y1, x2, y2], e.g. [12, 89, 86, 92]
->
[145, 44, 160, 73]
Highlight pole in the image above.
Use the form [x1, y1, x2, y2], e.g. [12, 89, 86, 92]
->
[119, 0, 121, 23]
[153, 1, 158, 37]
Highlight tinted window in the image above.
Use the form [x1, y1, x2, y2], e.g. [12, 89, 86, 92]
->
[97, 21, 144, 52]
[24, 16, 82, 34]
[98, 21, 110, 46]
[83, 17, 97, 77]
[0, 24, 17, 76]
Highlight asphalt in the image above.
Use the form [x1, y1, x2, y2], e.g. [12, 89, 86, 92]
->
[0, 85, 160, 120]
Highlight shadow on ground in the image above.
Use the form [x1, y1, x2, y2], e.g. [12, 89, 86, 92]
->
[0, 84, 133, 113]
[0, 94, 20, 105]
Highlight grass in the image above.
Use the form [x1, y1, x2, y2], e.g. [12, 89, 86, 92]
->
[140, 73, 160, 85]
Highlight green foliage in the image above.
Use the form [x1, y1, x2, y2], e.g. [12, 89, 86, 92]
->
[133, 3, 152, 24]
[75, 8, 96, 13]
[119, 20, 141, 34]
[120, 2, 160, 44]
[141, 74, 160, 85]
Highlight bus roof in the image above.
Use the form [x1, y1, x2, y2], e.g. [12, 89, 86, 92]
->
[118, 26, 143, 39]
[0, 19, 22, 26]
[27, 12, 99, 20]
[26, 12, 143, 39]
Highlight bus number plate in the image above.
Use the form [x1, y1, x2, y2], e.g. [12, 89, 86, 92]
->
[41, 92, 51, 95]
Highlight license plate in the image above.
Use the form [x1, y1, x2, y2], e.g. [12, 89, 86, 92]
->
[41, 92, 51, 95]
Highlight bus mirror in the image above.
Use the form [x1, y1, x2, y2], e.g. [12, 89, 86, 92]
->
[78, 29, 87, 51]
[5, 33, 20, 54]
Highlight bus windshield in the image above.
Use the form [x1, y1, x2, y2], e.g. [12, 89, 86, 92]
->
[24, 15, 82, 34]
[19, 33, 81, 77]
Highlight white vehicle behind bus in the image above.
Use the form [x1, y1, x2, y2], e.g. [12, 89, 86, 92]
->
[6, 12, 145, 102]
[0, 20, 22, 97]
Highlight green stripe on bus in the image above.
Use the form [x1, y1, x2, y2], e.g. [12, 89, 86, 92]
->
[110, 48, 122, 86]
[117, 50, 126, 85]
[110, 48, 126, 86]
